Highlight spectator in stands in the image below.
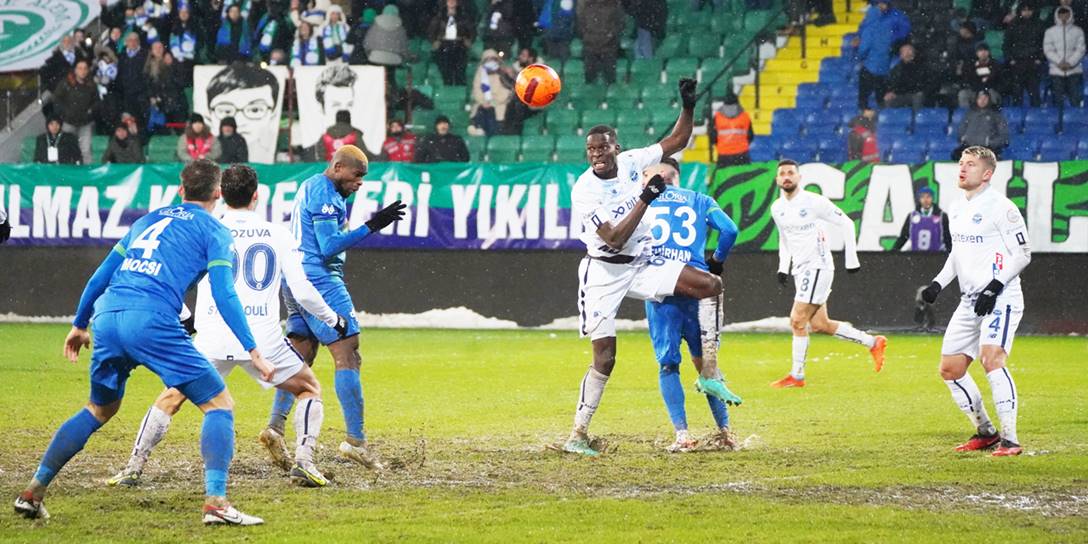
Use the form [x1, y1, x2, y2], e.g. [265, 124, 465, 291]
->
[322, 5, 353, 62]
[847, 107, 880, 163]
[950, 22, 983, 83]
[363, 5, 410, 66]
[1044, 6, 1085, 107]
[470, 49, 514, 136]
[429, 0, 477, 85]
[42, 34, 80, 93]
[499, 47, 544, 133]
[137, 5, 162, 45]
[53, 59, 99, 165]
[215, 4, 253, 63]
[347, 8, 378, 64]
[955, 90, 1008, 158]
[382, 119, 417, 161]
[538, 0, 576, 61]
[578, 0, 623, 85]
[93, 46, 121, 126]
[101, 123, 146, 163]
[481, 0, 517, 55]
[217, 116, 249, 163]
[626, 0, 668, 59]
[35, 116, 83, 165]
[169, 2, 203, 85]
[883, 43, 930, 109]
[255, 1, 292, 63]
[1004, 2, 1048, 107]
[958, 43, 1002, 108]
[120, 111, 149, 147]
[709, 93, 753, 167]
[177, 113, 222, 162]
[101, 27, 124, 55]
[117, 32, 149, 128]
[292, 21, 327, 65]
[319, 110, 379, 161]
[854, 0, 912, 109]
[145, 42, 174, 133]
[414, 115, 471, 162]
[891, 186, 951, 252]
[1056, 0, 1088, 27]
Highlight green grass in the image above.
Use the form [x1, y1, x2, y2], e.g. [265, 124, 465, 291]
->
[1, 324, 1086, 542]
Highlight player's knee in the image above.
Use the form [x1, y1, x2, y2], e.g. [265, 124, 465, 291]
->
[659, 364, 680, 376]
[86, 401, 120, 423]
[938, 362, 966, 381]
[154, 388, 188, 416]
[789, 316, 808, 333]
[701, 274, 723, 298]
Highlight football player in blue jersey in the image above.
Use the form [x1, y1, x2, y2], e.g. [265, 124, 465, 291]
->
[14, 160, 269, 525]
[258, 145, 405, 470]
[642, 158, 742, 453]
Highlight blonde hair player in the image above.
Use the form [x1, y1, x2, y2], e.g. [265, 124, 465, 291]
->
[920, 146, 1031, 456]
[769, 159, 887, 388]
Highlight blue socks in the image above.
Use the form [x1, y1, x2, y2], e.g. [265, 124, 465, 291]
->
[201, 409, 234, 497]
[334, 368, 365, 441]
[659, 365, 688, 431]
[707, 395, 730, 429]
[33, 408, 103, 486]
[268, 389, 296, 434]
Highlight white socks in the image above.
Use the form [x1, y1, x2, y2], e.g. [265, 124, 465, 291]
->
[698, 295, 722, 376]
[573, 367, 610, 433]
[987, 368, 1019, 444]
[833, 322, 876, 349]
[944, 373, 995, 435]
[128, 405, 172, 472]
[294, 398, 324, 465]
[791, 335, 809, 379]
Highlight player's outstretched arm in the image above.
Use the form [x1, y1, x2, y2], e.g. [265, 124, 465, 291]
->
[277, 234, 341, 329]
[207, 265, 257, 354]
[595, 176, 667, 249]
[658, 78, 697, 157]
[312, 201, 407, 259]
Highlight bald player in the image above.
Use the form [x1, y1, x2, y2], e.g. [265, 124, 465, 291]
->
[260, 146, 406, 470]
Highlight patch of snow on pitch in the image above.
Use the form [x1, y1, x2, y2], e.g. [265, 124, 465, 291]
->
[0, 313, 73, 323]
[535, 316, 649, 331]
[722, 316, 792, 333]
[358, 307, 520, 329]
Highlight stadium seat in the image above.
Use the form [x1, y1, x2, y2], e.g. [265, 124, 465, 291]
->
[1023, 109, 1059, 135]
[604, 85, 641, 108]
[890, 139, 926, 164]
[554, 134, 585, 162]
[779, 140, 817, 162]
[1076, 139, 1088, 159]
[640, 84, 674, 106]
[465, 135, 487, 160]
[566, 85, 607, 109]
[913, 108, 949, 130]
[628, 59, 664, 84]
[927, 140, 959, 161]
[804, 122, 839, 139]
[1001, 106, 1026, 132]
[20, 136, 34, 162]
[648, 107, 681, 133]
[90, 135, 109, 163]
[581, 109, 617, 129]
[795, 94, 827, 109]
[147, 136, 176, 163]
[1061, 107, 1088, 132]
[410, 110, 440, 133]
[1005, 140, 1038, 161]
[519, 135, 555, 162]
[655, 35, 686, 58]
[486, 136, 521, 162]
[698, 58, 729, 84]
[950, 108, 967, 128]
[1038, 138, 1077, 161]
[615, 108, 651, 136]
[664, 57, 700, 82]
[749, 137, 776, 161]
[545, 108, 581, 134]
[913, 123, 948, 138]
[569, 39, 584, 58]
[771, 109, 802, 135]
[561, 59, 585, 82]
[877, 109, 912, 132]
[521, 112, 546, 135]
[687, 36, 720, 59]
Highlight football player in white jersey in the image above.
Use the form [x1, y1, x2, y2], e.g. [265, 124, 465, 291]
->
[920, 146, 1030, 457]
[106, 165, 349, 488]
[561, 78, 731, 456]
[769, 159, 887, 388]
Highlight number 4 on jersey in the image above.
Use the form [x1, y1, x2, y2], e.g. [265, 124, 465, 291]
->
[129, 218, 173, 259]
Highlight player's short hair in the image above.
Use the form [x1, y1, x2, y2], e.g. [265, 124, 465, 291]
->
[333, 145, 369, 169]
[180, 159, 221, 202]
[777, 159, 799, 170]
[961, 145, 997, 172]
[659, 157, 680, 173]
[315, 64, 356, 108]
[207, 62, 280, 106]
[221, 164, 258, 208]
[586, 125, 617, 142]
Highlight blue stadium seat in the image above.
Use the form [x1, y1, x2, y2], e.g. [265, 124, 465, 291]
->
[1038, 138, 1076, 161]
[1001, 106, 1026, 131]
[780, 140, 818, 162]
[749, 137, 776, 161]
[927, 140, 959, 161]
[803, 110, 836, 128]
[797, 83, 830, 98]
[772, 109, 803, 135]
[913, 123, 948, 138]
[1061, 107, 1088, 132]
[1076, 140, 1088, 159]
[1023, 109, 1060, 134]
[950, 108, 967, 128]
[890, 147, 927, 164]
[1005, 140, 1038, 161]
[795, 94, 827, 109]
[805, 122, 840, 139]
[878, 108, 912, 128]
[914, 108, 949, 130]
[833, 109, 858, 128]
[819, 147, 847, 163]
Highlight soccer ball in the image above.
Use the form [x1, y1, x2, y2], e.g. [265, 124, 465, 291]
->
[515, 64, 562, 108]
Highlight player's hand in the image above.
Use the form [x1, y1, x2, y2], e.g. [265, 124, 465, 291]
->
[973, 279, 1004, 316]
[250, 349, 275, 382]
[365, 200, 408, 232]
[334, 314, 350, 339]
[639, 175, 667, 204]
[777, 272, 789, 285]
[181, 315, 196, 336]
[678, 78, 697, 109]
[63, 327, 91, 363]
[0, 218, 11, 244]
[707, 256, 724, 276]
[846, 267, 860, 274]
[921, 281, 942, 304]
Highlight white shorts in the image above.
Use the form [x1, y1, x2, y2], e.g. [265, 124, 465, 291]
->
[210, 338, 305, 388]
[941, 294, 1024, 359]
[793, 268, 834, 305]
[578, 256, 686, 340]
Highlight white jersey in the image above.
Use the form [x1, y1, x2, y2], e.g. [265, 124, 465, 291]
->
[570, 143, 664, 258]
[934, 186, 1030, 300]
[194, 209, 339, 360]
[772, 190, 859, 273]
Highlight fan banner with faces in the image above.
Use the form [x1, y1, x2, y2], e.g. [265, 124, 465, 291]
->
[192, 64, 289, 164]
[293, 64, 387, 157]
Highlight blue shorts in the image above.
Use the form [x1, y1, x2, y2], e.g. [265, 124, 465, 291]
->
[89, 310, 225, 406]
[283, 274, 360, 346]
[645, 297, 702, 365]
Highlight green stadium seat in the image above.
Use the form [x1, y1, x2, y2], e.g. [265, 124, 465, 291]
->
[655, 35, 686, 58]
[407, 62, 429, 84]
[465, 135, 487, 160]
[711, 17, 745, 35]
[486, 135, 522, 162]
[687, 36, 720, 59]
[640, 84, 675, 106]
[561, 59, 585, 82]
[615, 108, 651, 136]
[569, 39, 584, 58]
[90, 135, 109, 163]
[700, 58, 729, 84]
[546, 108, 581, 133]
[604, 85, 641, 108]
[21, 136, 35, 163]
[580, 109, 617, 129]
[566, 85, 606, 109]
[520, 134, 555, 161]
[743, 10, 775, 33]
[665, 57, 701, 82]
[409, 109, 440, 133]
[148, 136, 177, 162]
[521, 111, 547, 135]
[628, 59, 663, 85]
[649, 107, 681, 133]
[554, 134, 586, 162]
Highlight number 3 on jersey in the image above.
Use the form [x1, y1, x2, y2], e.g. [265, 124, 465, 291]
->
[647, 206, 698, 246]
[129, 218, 173, 258]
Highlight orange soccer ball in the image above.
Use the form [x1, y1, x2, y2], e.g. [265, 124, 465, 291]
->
[515, 63, 562, 108]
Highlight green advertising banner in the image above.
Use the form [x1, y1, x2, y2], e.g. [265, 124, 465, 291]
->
[710, 160, 1088, 253]
[0, 161, 708, 249]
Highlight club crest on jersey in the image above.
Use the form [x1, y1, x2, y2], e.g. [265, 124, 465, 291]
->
[321, 204, 337, 215]
[630, 170, 639, 182]
[799, 209, 808, 217]
[972, 213, 983, 224]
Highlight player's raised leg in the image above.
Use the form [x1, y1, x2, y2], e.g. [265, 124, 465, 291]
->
[810, 304, 887, 372]
[106, 388, 189, 487]
[672, 266, 739, 404]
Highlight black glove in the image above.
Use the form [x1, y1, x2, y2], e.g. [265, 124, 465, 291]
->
[333, 314, 350, 338]
[0, 214, 10, 244]
[181, 315, 196, 336]
[639, 174, 667, 204]
[678, 78, 698, 110]
[921, 281, 942, 304]
[707, 256, 723, 276]
[846, 267, 860, 274]
[365, 200, 408, 232]
[973, 279, 1004, 316]
[777, 272, 788, 285]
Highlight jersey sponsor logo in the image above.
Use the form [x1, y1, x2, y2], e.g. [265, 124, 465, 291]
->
[972, 213, 983, 224]
[657, 191, 686, 203]
[952, 233, 984, 243]
[159, 206, 195, 220]
[230, 228, 273, 238]
[781, 222, 816, 233]
[610, 196, 640, 219]
[119, 257, 164, 276]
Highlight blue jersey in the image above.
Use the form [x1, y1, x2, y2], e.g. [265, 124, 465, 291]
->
[645, 187, 723, 272]
[291, 173, 348, 278]
[95, 203, 235, 318]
